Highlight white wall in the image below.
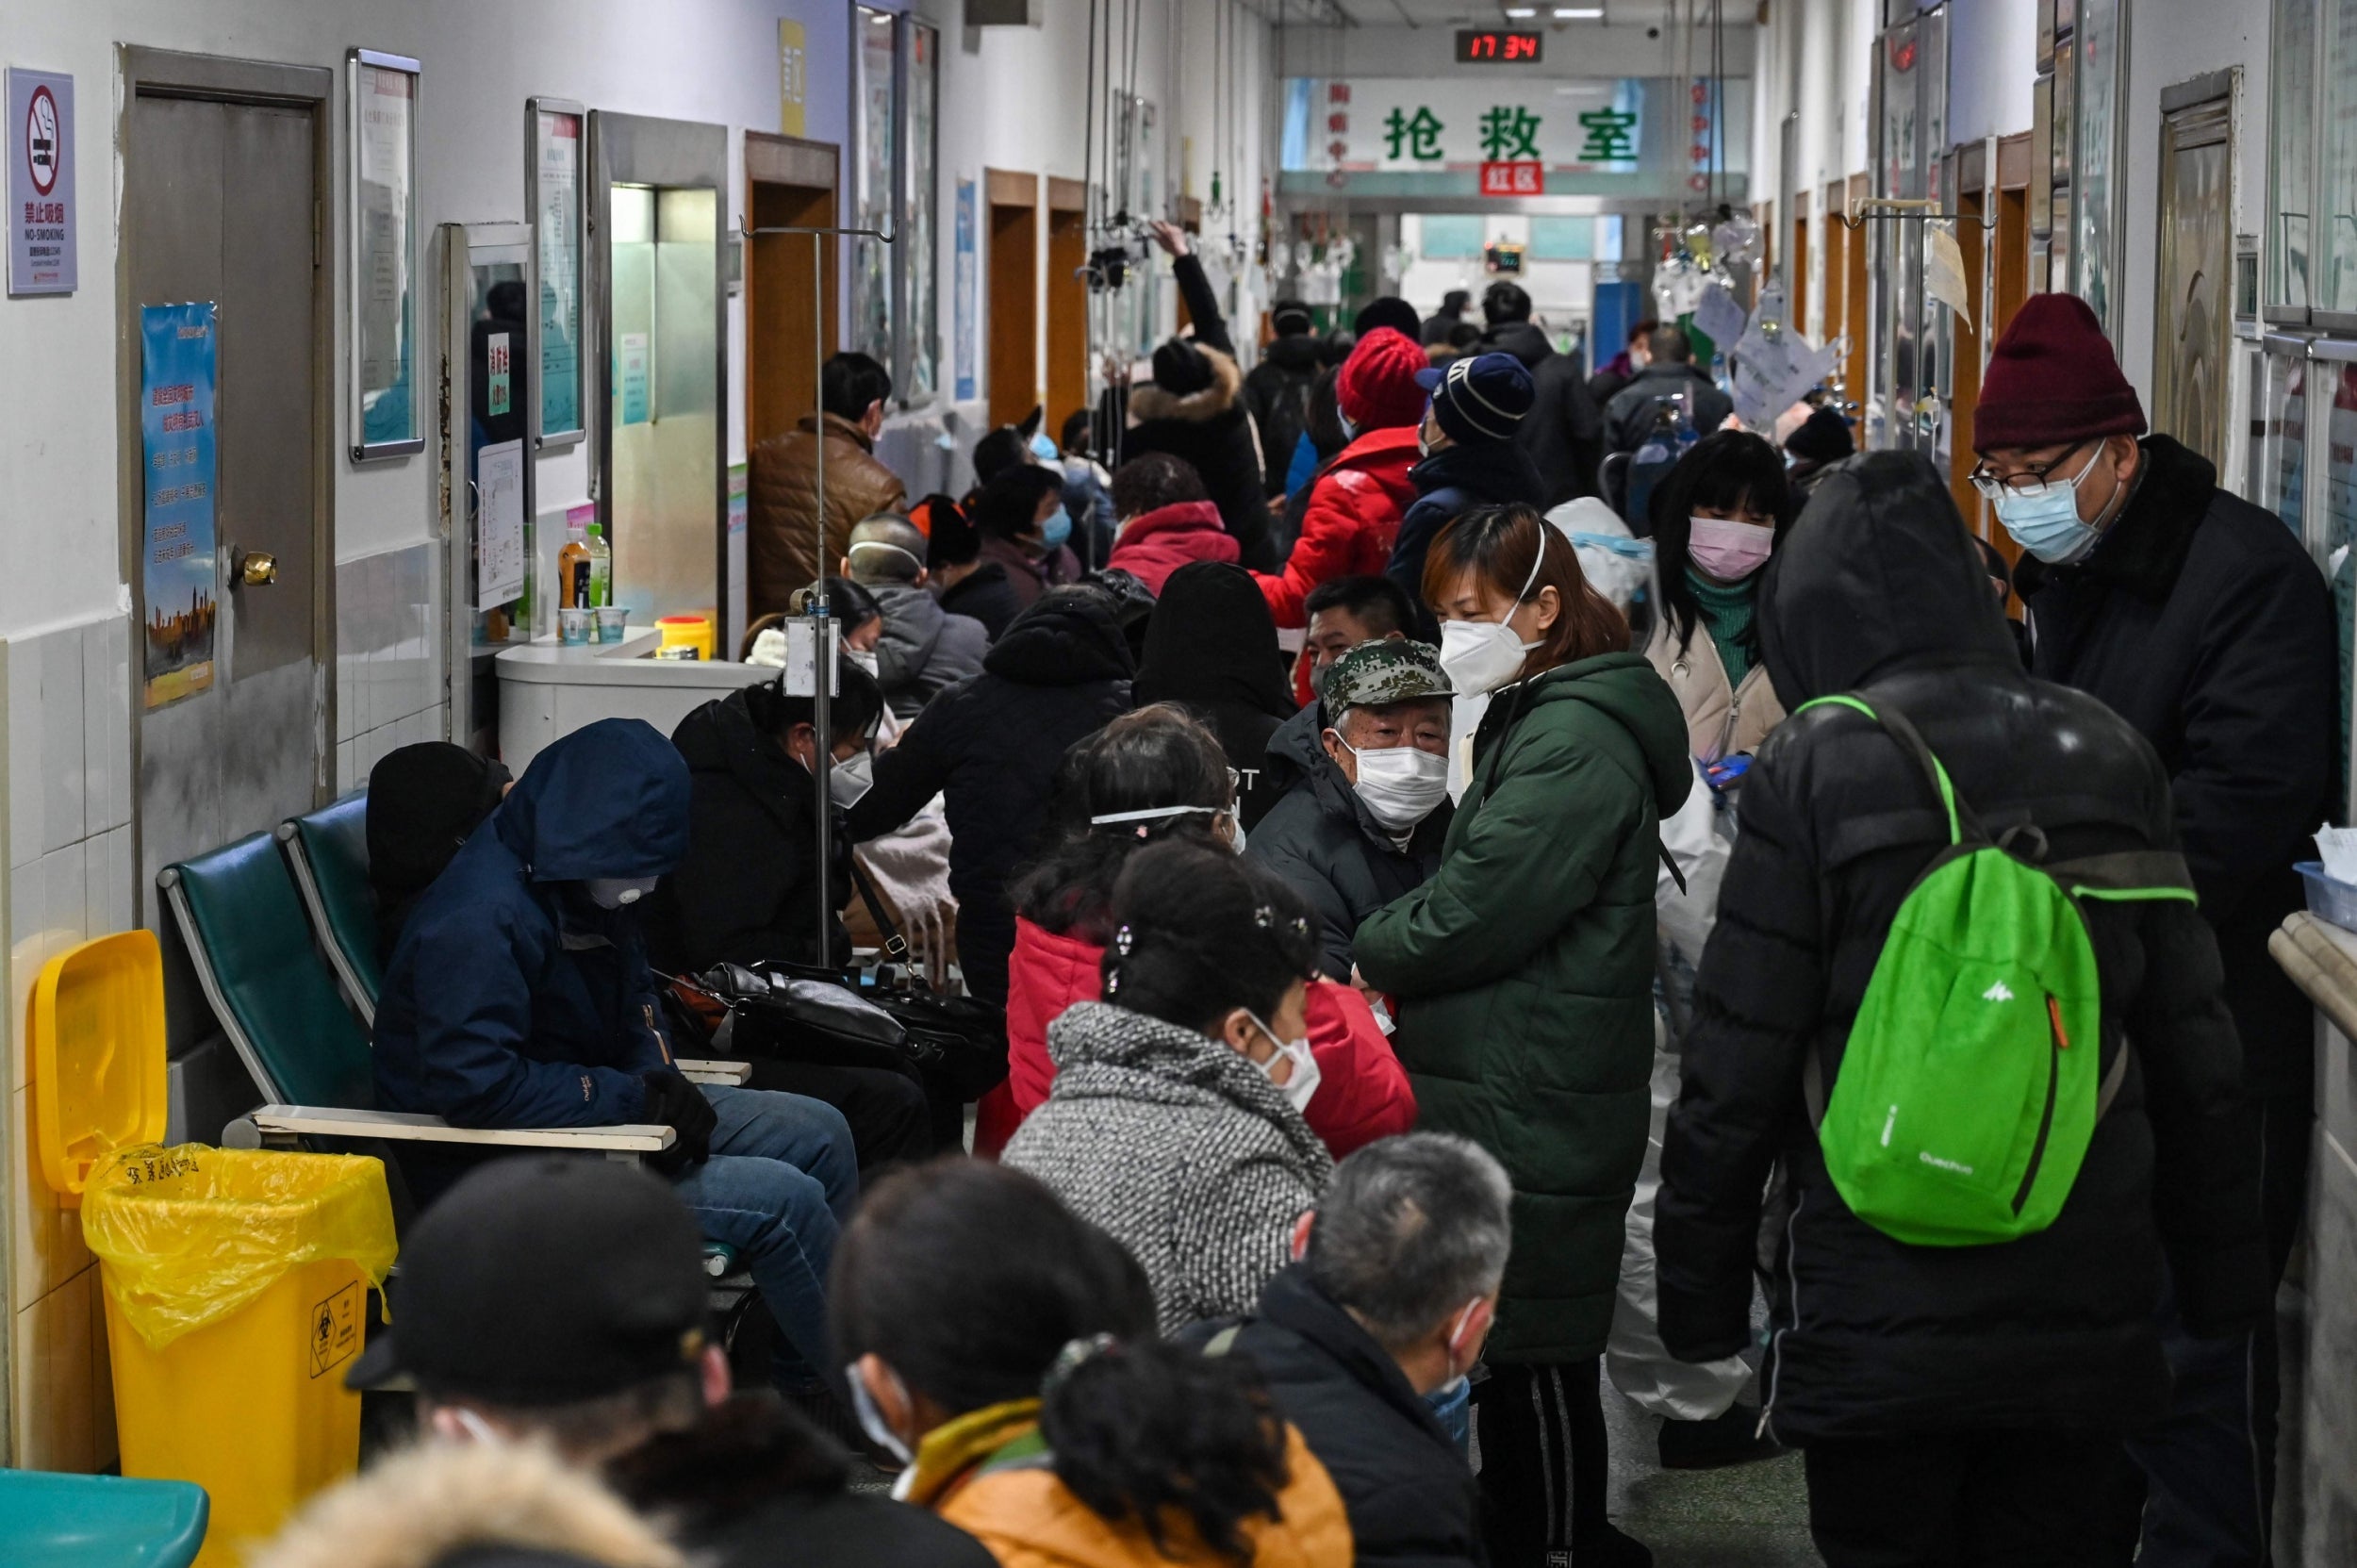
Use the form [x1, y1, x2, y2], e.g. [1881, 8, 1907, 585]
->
[1950, 0, 2038, 147]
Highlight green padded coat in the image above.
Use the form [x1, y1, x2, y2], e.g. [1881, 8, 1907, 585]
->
[1354, 651, 1692, 1363]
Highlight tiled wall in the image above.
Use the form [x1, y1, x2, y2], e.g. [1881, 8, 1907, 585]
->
[337, 541, 447, 794]
[6, 612, 135, 1473]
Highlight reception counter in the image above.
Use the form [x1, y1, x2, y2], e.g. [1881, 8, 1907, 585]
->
[497, 629, 768, 771]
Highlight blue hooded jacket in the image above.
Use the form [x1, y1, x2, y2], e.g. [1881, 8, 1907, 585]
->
[372, 718, 692, 1129]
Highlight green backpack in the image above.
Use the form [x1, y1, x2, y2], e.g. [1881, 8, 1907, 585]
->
[1799, 696, 2197, 1247]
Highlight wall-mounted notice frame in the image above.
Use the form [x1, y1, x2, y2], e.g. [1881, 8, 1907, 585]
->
[528, 97, 587, 450]
[349, 50, 422, 460]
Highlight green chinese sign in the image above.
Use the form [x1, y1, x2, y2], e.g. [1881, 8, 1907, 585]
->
[1307, 78, 1646, 173]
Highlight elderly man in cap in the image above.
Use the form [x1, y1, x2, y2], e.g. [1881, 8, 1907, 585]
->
[1249, 639, 1455, 982]
[1384, 351, 1544, 638]
[1972, 291, 2336, 1568]
[350, 1157, 995, 1568]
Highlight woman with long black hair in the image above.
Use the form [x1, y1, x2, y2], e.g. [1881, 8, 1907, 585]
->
[1641, 429, 1800, 764]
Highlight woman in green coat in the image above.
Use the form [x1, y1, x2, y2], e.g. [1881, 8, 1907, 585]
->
[1356, 503, 1690, 1568]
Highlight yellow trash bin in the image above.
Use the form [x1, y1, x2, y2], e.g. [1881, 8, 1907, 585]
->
[82, 1143, 397, 1567]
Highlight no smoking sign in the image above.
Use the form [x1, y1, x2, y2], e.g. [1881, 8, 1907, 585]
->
[8, 68, 74, 294]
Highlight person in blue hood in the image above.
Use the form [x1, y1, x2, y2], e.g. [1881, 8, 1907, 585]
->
[372, 718, 858, 1392]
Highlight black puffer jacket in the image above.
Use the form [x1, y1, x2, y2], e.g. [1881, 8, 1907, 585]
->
[1480, 320, 1603, 508]
[608, 1395, 997, 1568]
[1121, 254, 1277, 570]
[1385, 440, 1547, 639]
[1656, 454, 2266, 1443]
[648, 685, 849, 975]
[2017, 435, 2340, 1099]
[847, 589, 1132, 1005]
[1244, 332, 1325, 498]
[1191, 1264, 1482, 1568]
[1246, 703, 1448, 980]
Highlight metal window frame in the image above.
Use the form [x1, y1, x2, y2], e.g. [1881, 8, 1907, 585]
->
[526, 96, 589, 452]
[346, 49, 425, 461]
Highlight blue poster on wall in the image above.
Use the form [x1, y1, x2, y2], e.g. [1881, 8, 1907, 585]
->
[954, 177, 977, 403]
[139, 302, 219, 708]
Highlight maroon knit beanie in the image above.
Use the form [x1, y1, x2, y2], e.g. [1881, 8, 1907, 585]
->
[1336, 328, 1431, 432]
[1971, 292, 2146, 453]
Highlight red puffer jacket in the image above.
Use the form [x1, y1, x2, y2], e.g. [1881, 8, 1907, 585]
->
[981, 914, 1417, 1159]
[1104, 501, 1241, 594]
[1255, 425, 1423, 628]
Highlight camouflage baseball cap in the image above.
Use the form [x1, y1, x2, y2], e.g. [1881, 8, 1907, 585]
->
[1321, 638, 1454, 714]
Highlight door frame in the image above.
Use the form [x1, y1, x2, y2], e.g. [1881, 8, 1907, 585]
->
[117, 46, 337, 904]
[985, 167, 1040, 430]
[1045, 176, 1088, 440]
[743, 130, 841, 452]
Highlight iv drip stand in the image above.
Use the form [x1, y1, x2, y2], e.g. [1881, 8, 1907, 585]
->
[738, 216, 897, 960]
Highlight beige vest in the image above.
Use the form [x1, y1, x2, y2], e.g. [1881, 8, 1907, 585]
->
[1644, 615, 1787, 762]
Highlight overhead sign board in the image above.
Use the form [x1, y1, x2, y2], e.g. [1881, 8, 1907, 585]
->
[8, 68, 75, 294]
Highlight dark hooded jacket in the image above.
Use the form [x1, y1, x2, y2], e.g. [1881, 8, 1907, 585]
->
[1603, 361, 1733, 455]
[374, 718, 689, 1131]
[1245, 701, 1449, 981]
[1131, 561, 1297, 831]
[2015, 435, 2340, 1100]
[647, 685, 850, 976]
[1353, 649, 1691, 1363]
[367, 743, 512, 964]
[1244, 331, 1325, 498]
[1119, 254, 1277, 570]
[937, 560, 1024, 642]
[846, 589, 1133, 1005]
[869, 579, 989, 719]
[1187, 1264, 1482, 1568]
[1655, 454, 2266, 1443]
[1385, 440, 1547, 641]
[1480, 319, 1604, 508]
[606, 1395, 998, 1568]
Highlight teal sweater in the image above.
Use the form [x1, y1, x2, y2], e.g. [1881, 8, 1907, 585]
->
[1685, 569, 1757, 686]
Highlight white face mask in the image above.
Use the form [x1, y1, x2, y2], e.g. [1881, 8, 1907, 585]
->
[1244, 1010, 1321, 1114]
[845, 1360, 914, 1466]
[584, 876, 658, 909]
[1437, 536, 1548, 697]
[829, 750, 875, 808]
[847, 647, 882, 678]
[1332, 731, 1449, 831]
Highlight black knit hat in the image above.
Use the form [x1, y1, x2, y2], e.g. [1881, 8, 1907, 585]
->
[1151, 338, 1215, 394]
[1784, 404, 1855, 463]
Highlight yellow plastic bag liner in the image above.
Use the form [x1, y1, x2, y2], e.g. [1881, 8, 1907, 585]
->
[82, 1144, 397, 1352]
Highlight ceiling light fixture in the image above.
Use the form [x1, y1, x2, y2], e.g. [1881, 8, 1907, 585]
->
[1504, 7, 1539, 17]
[1555, 6, 1606, 16]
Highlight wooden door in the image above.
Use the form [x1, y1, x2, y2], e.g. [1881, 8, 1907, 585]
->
[1047, 178, 1087, 439]
[1844, 172, 1871, 443]
[986, 169, 1039, 429]
[745, 133, 838, 453]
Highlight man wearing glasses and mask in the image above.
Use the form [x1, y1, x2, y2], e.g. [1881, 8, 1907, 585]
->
[1970, 291, 2335, 1568]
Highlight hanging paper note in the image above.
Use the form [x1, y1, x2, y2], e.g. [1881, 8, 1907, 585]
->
[1691, 283, 1749, 355]
[476, 437, 526, 609]
[1926, 221, 1973, 331]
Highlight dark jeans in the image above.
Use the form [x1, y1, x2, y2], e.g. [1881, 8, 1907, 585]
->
[1805, 1428, 2122, 1567]
[2118, 1088, 2308, 1567]
[748, 1055, 933, 1178]
[1475, 1359, 1612, 1564]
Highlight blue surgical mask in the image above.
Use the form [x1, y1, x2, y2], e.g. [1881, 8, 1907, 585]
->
[1029, 432, 1061, 462]
[1987, 445, 2112, 565]
[1040, 509, 1074, 553]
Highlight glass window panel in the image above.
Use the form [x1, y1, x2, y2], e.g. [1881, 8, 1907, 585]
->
[851, 8, 898, 370]
[2319, 359, 2356, 772]
[904, 21, 939, 401]
[2272, 0, 2316, 308]
[2074, 0, 2120, 330]
[2257, 350, 2308, 537]
[1420, 216, 1484, 259]
[2321, 0, 2357, 312]
[1529, 217, 1594, 260]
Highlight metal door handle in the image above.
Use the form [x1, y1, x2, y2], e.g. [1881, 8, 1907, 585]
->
[234, 549, 278, 586]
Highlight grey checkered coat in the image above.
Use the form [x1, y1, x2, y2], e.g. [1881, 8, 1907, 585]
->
[1003, 1001, 1333, 1334]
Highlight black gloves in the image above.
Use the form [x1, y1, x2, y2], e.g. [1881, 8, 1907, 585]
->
[639, 1070, 717, 1174]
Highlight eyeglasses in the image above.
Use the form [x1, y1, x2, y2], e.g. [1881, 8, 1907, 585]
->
[1968, 439, 2095, 502]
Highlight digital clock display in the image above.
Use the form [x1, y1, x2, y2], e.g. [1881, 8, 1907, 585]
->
[1456, 29, 1544, 64]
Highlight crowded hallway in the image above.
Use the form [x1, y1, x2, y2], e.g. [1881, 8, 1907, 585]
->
[2, 3, 2355, 1567]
